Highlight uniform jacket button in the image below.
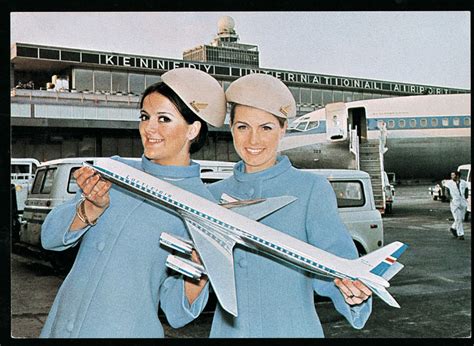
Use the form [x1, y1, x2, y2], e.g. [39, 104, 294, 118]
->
[238, 259, 248, 268]
[66, 320, 74, 332]
[97, 241, 105, 251]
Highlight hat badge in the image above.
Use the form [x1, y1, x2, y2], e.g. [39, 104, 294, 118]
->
[279, 104, 291, 116]
[190, 101, 208, 113]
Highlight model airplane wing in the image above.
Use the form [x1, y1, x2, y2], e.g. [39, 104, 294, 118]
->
[221, 195, 298, 221]
[181, 215, 238, 316]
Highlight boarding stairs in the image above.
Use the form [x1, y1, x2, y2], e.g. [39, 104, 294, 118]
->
[349, 127, 387, 213]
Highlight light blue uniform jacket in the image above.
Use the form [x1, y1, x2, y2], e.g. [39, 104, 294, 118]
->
[207, 156, 372, 337]
[40, 155, 210, 338]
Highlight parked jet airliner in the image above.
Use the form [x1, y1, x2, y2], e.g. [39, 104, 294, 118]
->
[280, 93, 470, 180]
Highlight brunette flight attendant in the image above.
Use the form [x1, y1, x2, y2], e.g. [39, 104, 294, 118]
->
[40, 68, 225, 338]
[208, 73, 372, 337]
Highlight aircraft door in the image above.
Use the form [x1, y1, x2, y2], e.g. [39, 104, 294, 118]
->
[348, 107, 367, 139]
[325, 102, 348, 141]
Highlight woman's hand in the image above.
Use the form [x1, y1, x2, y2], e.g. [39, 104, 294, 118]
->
[334, 278, 372, 305]
[70, 167, 112, 230]
[74, 166, 112, 209]
[184, 250, 208, 305]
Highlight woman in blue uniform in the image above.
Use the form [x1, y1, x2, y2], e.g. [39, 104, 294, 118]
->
[39, 68, 226, 338]
[208, 74, 372, 337]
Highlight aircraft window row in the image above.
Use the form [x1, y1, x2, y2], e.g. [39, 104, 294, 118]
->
[386, 117, 469, 129]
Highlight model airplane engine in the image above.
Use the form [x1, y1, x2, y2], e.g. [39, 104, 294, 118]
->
[160, 232, 207, 281]
[166, 254, 207, 281]
[160, 232, 194, 256]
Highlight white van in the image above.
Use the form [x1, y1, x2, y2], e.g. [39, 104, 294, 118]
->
[20, 157, 105, 247]
[11, 158, 41, 213]
[458, 164, 471, 218]
[195, 160, 236, 174]
[303, 169, 384, 255]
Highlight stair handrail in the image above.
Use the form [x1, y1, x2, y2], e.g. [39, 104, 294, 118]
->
[379, 122, 388, 154]
[349, 126, 360, 170]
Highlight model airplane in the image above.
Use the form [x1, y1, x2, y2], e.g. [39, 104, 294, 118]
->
[85, 158, 408, 316]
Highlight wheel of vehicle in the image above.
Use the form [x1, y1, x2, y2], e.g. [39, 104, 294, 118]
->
[465, 212, 470, 222]
[385, 203, 393, 214]
[433, 195, 438, 201]
[354, 241, 367, 257]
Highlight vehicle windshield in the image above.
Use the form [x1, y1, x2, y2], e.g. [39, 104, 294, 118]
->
[31, 168, 57, 194]
[459, 169, 470, 182]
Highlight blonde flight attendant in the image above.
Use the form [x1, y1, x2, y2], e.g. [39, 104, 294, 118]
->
[208, 74, 373, 337]
[40, 68, 225, 338]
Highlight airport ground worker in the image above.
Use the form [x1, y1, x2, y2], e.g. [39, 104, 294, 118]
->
[207, 73, 372, 337]
[445, 171, 468, 240]
[40, 68, 226, 338]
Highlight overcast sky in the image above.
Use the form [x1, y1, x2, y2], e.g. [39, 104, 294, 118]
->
[10, 11, 471, 89]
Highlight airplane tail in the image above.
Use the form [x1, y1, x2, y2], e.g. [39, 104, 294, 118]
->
[356, 241, 408, 308]
[358, 241, 408, 281]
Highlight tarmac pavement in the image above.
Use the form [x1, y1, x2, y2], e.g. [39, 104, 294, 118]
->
[8, 184, 471, 339]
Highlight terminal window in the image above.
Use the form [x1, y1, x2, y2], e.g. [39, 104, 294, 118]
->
[17, 46, 38, 58]
[61, 50, 81, 62]
[39, 48, 60, 60]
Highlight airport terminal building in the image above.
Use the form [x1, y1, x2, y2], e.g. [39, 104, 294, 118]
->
[10, 16, 469, 162]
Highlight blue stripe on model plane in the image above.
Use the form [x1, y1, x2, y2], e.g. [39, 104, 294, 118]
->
[370, 262, 391, 276]
[391, 243, 408, 259]
[370, 244, 408, 277]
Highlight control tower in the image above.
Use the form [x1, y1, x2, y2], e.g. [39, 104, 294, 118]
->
[183, 16, 259, 67]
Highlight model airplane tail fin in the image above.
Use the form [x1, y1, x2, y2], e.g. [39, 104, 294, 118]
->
[358, 241, 408, 281]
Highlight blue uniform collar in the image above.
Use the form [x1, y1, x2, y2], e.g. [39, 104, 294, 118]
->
[141, 154, 201, 179]
[233, 155, 292, 182]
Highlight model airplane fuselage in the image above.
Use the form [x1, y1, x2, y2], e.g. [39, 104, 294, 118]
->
[86, 158, 408, 316]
